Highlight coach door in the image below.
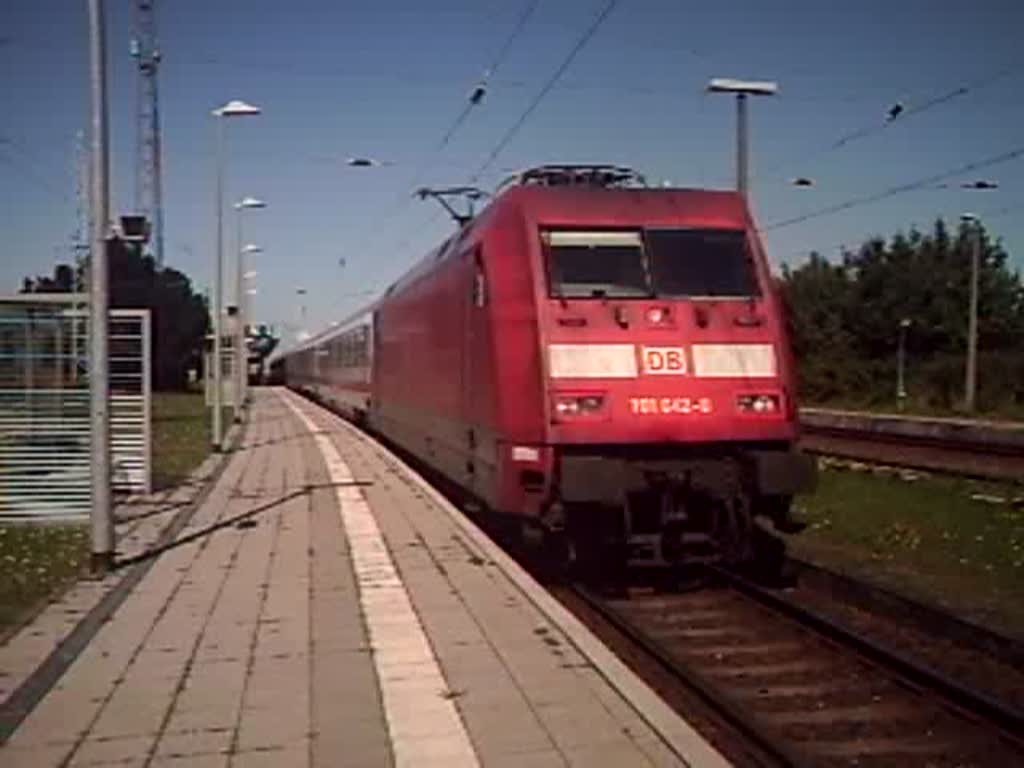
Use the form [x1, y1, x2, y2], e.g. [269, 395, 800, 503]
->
[461, 246, 487, 491]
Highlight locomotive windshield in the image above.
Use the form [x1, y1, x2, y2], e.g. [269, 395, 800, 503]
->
[544, 231, 649, 298]
[543, 228, 759, 299]
[647, 228, 759, 297]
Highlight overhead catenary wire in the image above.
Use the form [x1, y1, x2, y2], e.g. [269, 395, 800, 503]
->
[758, 62, 1023, 184]
[833, 64, 1022, 150]
[386, 1, 622, 270]
[381, 1, 621, 275]
[437, 0, 540, 151]
[0, 138, 70, 203]
[352, 0, 542, 265]
[763, 144, 1024, 232]
[469, 0, 621, 183]
[778, 201, 1022, 270]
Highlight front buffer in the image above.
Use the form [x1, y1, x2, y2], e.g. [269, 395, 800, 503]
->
[549, 443, 816, 571]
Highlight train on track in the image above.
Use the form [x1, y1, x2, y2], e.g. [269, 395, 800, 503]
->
[272, 165, 815, 571]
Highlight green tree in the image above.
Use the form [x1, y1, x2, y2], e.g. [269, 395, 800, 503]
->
[780, 218, 1024, 413]
[21, 243, 209, 390]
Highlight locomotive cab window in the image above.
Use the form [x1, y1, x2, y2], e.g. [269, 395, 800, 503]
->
[646, 228, 759, 298]
[543, 230, 650, 298]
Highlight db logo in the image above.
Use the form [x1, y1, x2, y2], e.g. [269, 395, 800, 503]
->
[642, 346, 686, 375]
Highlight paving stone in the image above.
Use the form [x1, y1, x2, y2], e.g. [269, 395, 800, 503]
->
[4, 687, 98, 747]
[68, 735, 154, 766]
[235, 703, 310, 751]
[457, 701, 555, 759]
[230, 746, 308, 768]
[565, 738, 662, 767]
[150, 754, 228, 768]
[483, 749, 568, 768]
[152, 728, 232, 759]
[0, 744, 74, 768]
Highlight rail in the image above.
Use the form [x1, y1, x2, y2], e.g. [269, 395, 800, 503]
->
[799, 409, 1024, 480]
[573, 570, 1024, 767]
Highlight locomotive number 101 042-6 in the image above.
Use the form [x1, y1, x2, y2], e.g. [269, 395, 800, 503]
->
[629, 396, 713, 415]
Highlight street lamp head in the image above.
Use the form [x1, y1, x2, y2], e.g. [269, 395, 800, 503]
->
[235, 196, 267, 210]
[961, 180, 998, 190]
[346, 157, 390, 168]
[899, 318, 912, 328]
[242, 244, 263, 254]
[791, 177, 815, 187]
[707, 78, 778, 96]
[213, 99, 262, 117]
[960, 212, 978, 224]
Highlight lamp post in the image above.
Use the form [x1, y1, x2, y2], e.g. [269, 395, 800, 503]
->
[707, 78, 778, 198]
[237, 245, 262, 412]
[211, 100, 260, 450]
[296, 288, 308, 340]
[961, 214, 982, 413]
[952, 182, 997, 414]
[87, 0, 114, 572]
[897, 318, 911, 411]
[233, 195, 266, 416]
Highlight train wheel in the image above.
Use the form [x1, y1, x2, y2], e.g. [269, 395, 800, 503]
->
[567, 506, 626, 595]
[748, 525, 792, 587]
[487, 511, 525, 551]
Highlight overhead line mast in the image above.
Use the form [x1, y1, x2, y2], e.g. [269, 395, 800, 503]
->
[131, 0, 164, 266]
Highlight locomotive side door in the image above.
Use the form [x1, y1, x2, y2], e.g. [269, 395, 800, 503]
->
[461, 245, 487, 493]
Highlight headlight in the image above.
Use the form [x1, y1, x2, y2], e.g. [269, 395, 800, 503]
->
[553, 393, 606, 418]
[737, 393, 781, 414]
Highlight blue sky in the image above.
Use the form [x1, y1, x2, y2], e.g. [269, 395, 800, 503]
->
[2, 0, 1022, 340]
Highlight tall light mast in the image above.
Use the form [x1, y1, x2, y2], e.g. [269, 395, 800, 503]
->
[131, 0, 164, 266]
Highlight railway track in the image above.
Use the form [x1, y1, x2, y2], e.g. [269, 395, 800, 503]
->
[573, 568, 1024, 767]
[799, 424, 1024, 481]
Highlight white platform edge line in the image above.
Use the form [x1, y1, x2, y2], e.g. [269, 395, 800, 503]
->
[280, 391, 480, 768]
[287, 388, 731, 768]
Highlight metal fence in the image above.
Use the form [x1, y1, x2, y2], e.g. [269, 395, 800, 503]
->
[108, 310, 152, 495]
[0, 297, 151, 519]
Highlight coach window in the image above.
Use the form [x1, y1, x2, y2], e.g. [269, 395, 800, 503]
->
[355, 326, 368, 365]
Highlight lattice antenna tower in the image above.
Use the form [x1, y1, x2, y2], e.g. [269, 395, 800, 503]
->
[72, 130, 90, 283]
[130, 0, 164, 266]
[71, 129, 90, 381]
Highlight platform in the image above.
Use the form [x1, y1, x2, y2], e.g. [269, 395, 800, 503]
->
[0, 388, 727, 767]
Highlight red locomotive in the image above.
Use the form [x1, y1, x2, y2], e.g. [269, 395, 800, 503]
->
[277, 165, 815, 569]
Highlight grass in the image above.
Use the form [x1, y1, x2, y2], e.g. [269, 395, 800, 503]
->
[0, 524, 90, 637]
[788, 460, 1024, 638]
[0, 391, 231, 637]
[151, 391, 230, 490]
